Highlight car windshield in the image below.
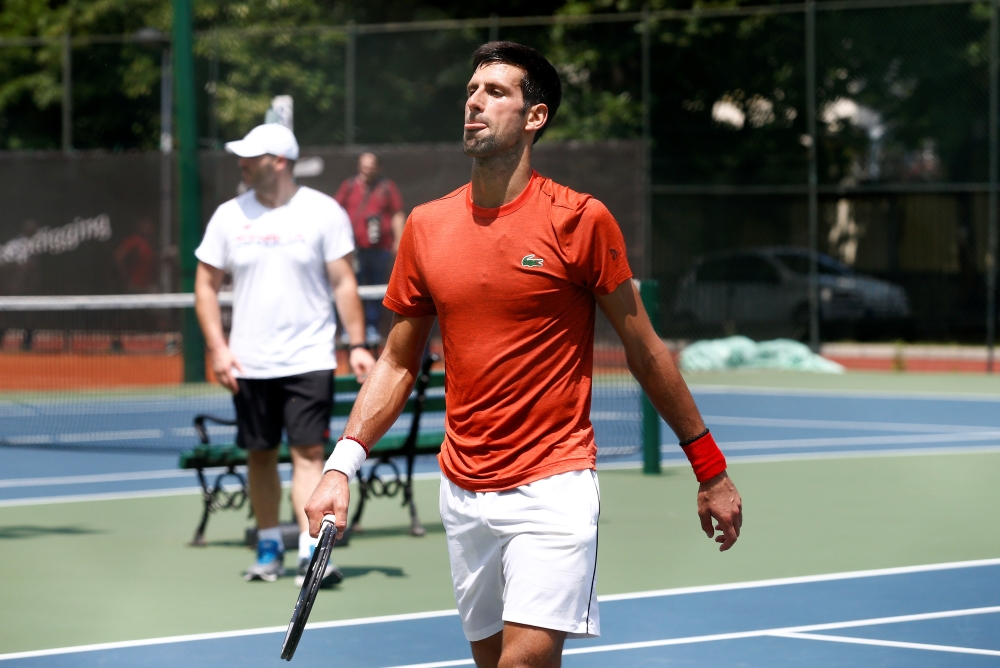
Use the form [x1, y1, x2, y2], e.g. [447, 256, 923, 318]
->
[776, 253, 851, 277]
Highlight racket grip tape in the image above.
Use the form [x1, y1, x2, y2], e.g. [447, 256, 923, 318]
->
[320, 515, 338, 546]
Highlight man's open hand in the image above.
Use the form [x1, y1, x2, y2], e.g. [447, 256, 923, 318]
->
[697, 471, 743, 551]
[305, 470, 351, 539]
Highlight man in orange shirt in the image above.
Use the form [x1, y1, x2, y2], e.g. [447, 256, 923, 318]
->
[307, 42, 742, 668]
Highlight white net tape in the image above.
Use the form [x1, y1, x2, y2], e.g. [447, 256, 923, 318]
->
[0, 285, 388, 311]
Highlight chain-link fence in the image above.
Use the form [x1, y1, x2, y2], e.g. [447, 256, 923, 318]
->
[2, 1, 1000, 355]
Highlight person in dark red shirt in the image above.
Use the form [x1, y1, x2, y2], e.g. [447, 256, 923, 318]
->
[114, 218, 157, 292]
[334, 153, 405, 343]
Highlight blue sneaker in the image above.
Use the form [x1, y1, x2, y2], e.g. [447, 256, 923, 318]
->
[245, 539, 285, 582]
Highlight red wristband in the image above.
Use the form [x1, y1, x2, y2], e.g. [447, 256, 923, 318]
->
[339, 435, 370, 456]
[680, 430, 727, 482]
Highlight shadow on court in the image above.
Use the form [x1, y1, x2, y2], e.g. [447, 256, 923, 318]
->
[350, 523, 446, 539]
[340, 565, 406, 579]
[0, 525, 102, 540]
[200, 538, 253, 549]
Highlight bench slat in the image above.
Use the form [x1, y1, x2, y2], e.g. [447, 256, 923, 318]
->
[332, 395, 446, 417]
[179, 432, 445, 470]
[334, 370, 444, 394]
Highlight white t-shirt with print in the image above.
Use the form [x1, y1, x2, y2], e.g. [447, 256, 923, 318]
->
[195, 186, 354, 378]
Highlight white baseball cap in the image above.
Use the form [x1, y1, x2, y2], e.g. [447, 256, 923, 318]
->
[225, 124, 300, 160]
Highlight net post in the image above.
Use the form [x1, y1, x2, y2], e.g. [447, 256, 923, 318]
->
[639, 279, 661, 475]
[173, 0, 206, 382]
[987, 0, 999, 373]
[805, 0, 820, 353]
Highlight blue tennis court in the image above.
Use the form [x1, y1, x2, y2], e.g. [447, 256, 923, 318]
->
[1, 378, 999, 665]
[3, 383, 1000, 504]
[2, 559, 997, 666]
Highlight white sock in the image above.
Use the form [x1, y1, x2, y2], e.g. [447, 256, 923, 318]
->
[299, 531, 318, 560]
[258, 526, 283, 547]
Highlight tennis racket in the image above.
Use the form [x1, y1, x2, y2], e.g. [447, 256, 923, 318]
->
[280, 514, 337, 661]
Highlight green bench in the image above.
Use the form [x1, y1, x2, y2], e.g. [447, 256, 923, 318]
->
[179, 355, 445, 546]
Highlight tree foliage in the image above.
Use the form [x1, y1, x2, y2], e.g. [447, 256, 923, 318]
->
[0, 0, 993, 188]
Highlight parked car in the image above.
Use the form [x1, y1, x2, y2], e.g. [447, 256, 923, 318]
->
[672, 247, 910, 338]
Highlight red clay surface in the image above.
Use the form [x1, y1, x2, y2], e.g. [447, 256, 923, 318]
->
[0, 354, 184, 391]
[826, 356, 991, 373]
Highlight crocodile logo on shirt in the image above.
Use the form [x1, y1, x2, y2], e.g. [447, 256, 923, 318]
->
[521, 254, 544, 268]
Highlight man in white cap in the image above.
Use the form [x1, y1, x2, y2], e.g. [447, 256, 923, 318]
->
[194, 123, 376, 585]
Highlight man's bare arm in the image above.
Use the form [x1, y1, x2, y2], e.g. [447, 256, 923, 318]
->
[391, 212, 406, 254]
[596, 280, 743, 551]
[304, 313, 436, 537]
[194, 262, 242, 393]
[327, 254, 365, 345]
[342, 313, 435, 445]
[327, 254, 376, 380]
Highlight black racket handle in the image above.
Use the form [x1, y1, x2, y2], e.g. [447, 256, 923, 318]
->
[280, 515, 337, 661]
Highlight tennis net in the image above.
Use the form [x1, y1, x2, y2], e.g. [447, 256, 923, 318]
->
[0, 286, 650, 463]
[0, 287, 386, 456]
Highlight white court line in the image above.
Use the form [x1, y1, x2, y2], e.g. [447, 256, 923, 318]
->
[170, 425, 236, 437]
[708, 444, 1000, 464]
[0, 464, 291, 489]
[0, 469, 199, 488]
[717, 431, 1000, 451]
[773, 631, 1000, 657]
[381, 660, 471, 667]
[0, 479, 285, 507]
[597, 557, 1000, 602]
[591, 411, 641, 420]
[0, 610, 459, 661]
[380, 606, 1000, 668]
[0, 399, 231, 418]
[594, 444, 1000, 472]
[3, 429, 166, 445]
[689, 383, 1000, 402]
[0, 467, 432, 506]
[2, 559, 999, 662]
[58, 429, 163, 442]
[701, 415, 993, 434]
[0, 487, 203, 508]
[4, 447, 998, 507]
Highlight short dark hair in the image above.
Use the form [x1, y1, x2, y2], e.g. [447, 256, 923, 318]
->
[471, 41, 562, 144]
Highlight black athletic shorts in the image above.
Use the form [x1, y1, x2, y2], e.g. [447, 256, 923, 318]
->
[233, 370, 333, 451]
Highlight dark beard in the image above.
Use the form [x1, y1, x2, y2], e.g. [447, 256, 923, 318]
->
[463, 124, 521, 159]
[463, 133, 504, 158]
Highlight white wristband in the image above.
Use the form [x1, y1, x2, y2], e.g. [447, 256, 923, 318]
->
[323, 439, 368, 481]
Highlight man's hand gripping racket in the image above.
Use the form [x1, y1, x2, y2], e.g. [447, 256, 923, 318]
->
[280, 514, 337, 661]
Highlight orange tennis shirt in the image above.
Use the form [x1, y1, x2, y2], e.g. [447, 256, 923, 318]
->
[383, 171, 633, 492]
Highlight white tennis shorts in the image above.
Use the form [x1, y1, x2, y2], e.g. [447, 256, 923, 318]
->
[439, 468, 601, 642]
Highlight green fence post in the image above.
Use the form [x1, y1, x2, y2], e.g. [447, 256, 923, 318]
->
[173, 0, 205, 382]
[639, 280, 661, 474]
